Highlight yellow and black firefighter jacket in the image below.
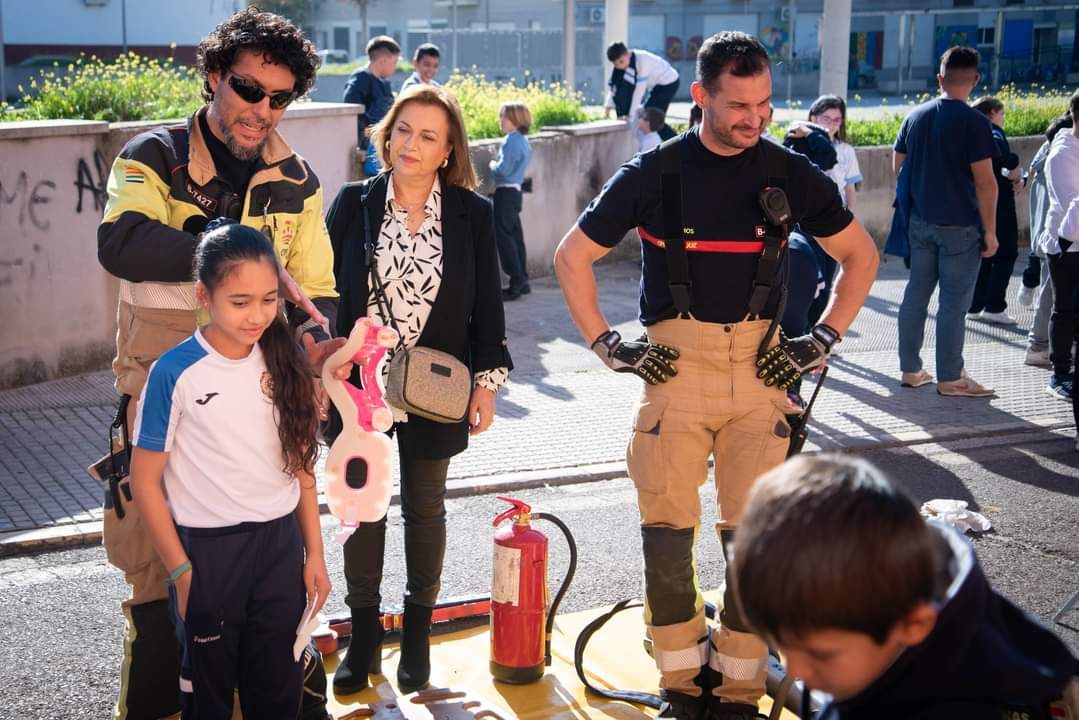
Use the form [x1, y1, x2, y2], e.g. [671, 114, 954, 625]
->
[98, 106, 338, 397]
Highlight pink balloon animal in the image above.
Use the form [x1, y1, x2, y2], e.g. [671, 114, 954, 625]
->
[321, 317, 398, 543]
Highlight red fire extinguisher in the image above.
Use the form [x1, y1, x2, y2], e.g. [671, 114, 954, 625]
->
[490, 496, 577, 684]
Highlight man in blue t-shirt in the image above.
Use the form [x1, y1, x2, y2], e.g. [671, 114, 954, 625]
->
[555, 32, 879, 720]
[893, 45, 999, 397]
[343, 35, 400, 177]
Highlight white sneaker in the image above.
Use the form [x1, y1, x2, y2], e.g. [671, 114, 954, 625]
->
[1024, 348, 1051, 367]
[978, 310, 1016, 325]
[966, 312, 982, 321]
[1017, 285, 1037, 308]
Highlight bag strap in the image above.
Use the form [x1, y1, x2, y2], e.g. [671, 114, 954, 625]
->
[361, 187, 409, 359]
[658, 136, 692, 319]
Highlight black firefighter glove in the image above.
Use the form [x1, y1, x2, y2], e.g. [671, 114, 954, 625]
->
[591, 330, 679, 385]
[756, 323, 840, 390]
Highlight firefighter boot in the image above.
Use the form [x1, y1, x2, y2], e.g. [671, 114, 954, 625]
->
[397, 601, 433, 693]
[332, 607, 385, 694]
[658, 689, 706, 720]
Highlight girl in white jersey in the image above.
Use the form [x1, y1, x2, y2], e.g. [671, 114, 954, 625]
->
[809, 94, 862, 213]
[131, 220, 331, 719]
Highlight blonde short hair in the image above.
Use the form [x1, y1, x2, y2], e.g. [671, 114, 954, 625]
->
[500, 102, 532, 134]
[371, 84, 478, 190]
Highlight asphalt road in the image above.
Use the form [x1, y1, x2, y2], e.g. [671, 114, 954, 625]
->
[1, 432, 1076, 720]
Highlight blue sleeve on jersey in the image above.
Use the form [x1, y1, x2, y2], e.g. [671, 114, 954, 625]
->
[135, 362, 179, 452]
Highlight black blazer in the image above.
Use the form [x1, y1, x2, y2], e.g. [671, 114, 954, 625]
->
[325, 172, 512, 460]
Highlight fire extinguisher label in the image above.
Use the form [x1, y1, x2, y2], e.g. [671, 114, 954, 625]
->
[492, 544, 522, 606]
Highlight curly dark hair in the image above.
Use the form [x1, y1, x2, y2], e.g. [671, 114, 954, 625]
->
[197, 6, 320, 103]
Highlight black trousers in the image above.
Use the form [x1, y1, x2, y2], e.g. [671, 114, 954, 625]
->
[644, 79, 679, 140]
[493, 187, 529, 293]
[969, 230, 1019, 314]
[1046, 247, 1079, 426]
[170, 513, 306, 720]
[343, 446, 452, 609]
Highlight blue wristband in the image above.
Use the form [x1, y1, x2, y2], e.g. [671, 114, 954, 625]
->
[168, 561, 192, 584]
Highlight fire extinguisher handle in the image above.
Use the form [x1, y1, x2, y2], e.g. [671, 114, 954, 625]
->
[531, 512, 578, 667]
[492, 496, 531, 527]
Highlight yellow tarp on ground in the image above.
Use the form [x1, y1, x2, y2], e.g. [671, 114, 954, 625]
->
[324, 596, 799, 720]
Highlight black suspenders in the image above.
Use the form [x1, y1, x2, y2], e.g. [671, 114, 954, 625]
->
[656, 136, 792, 321]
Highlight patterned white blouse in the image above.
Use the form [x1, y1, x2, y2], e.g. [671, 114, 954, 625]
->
[366, 175, 509, 420]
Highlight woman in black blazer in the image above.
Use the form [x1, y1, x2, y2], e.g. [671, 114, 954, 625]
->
[325, 85, 512, 695]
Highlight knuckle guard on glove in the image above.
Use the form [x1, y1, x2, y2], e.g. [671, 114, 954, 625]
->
[756, 331, 829, 390]
[592, 330, 679, 384]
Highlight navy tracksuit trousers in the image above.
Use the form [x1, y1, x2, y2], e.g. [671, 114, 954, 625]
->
[169, 513, 306, 720]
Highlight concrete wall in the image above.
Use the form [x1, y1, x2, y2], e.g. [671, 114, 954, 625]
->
[469, 120, 639, 277]
[0, 102, 362, 389]
[853, 134, 1044, 249]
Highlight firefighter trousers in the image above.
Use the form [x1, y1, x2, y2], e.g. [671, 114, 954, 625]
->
[626, 318, 791, 706]
[106, 301, 195, 720]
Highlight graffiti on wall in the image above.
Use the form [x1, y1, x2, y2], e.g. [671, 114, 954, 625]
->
[0, 172, 56, 233]
[1, 150, 111, 236]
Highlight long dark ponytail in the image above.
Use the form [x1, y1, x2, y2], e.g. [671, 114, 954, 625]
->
[195, 220, 318, 476]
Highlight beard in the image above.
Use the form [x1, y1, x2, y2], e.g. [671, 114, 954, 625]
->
[216, 113, 268, 161]
[706, 115, 761, 152]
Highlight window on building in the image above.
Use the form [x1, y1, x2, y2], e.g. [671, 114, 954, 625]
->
[953, 0, 974, 6]
[977, 27, 995, 46]
[333, 26, 350, 52]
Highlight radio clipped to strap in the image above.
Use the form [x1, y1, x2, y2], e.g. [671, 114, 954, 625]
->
[655, 136, 792, 323]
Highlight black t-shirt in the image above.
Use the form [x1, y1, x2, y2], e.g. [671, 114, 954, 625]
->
[578, 128, 852, 325]
[199, 112, 259, 201]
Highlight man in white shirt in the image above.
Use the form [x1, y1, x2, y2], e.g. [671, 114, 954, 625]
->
[605, 42, 680, 140]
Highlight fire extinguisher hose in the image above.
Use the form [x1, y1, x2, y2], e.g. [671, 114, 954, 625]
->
[530, 512, 577, 667]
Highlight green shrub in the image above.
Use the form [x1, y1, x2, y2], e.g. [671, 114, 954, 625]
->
[0, 51, 202, 123]
[770, 86, 1072, 147]
[445, 71, 587, 139]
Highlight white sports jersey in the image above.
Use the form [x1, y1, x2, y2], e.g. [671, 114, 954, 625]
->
[133, 329, 300, 528]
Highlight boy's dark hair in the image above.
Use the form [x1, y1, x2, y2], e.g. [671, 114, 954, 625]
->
[808, 93, 848, 143]
[198, 7, 320, 103]
[1070, 88, 1079, 124]
[194, 220, 319, 478]
[606, 41, 629, 63]
[640, 107, 665, 133]
[1046, 111, 1074, 142]
[970, 95, 1004, 118]
[731, 454, 942, 645]
[939, 45, 980, 78]
[366, 35, 401, 60]
[697, 31, 771, 93]
[689, 104, 702, 128]
[413, 42, 440, 63]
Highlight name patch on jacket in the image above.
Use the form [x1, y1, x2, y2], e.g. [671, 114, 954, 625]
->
[186, 181, 218, 214]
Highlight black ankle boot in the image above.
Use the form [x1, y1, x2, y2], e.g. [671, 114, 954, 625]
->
[332, 607, 384, 694]
[397, 602, 433, 693]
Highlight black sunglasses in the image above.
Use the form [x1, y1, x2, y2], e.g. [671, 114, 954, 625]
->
[227, 75, 296, 110]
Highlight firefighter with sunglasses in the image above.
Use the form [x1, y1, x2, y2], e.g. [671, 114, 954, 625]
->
[555, 32, 878, 720]
[96, 9, 339, 719]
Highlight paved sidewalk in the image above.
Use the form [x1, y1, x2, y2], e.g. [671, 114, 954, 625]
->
[1, 259, 1074, 550]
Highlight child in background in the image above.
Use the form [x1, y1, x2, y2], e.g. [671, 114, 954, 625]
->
[688, 103, 702, 130]
[732, 454, 1078, 720]
[343, 36, 401, 177]
[968, 95, 1023, 325]
[490, 102, 533, 301]
[400, 43, 441, 92]
[808, 94, 862, 213]
[131, 220, 331, 719]
[637, 107, 665, 153]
